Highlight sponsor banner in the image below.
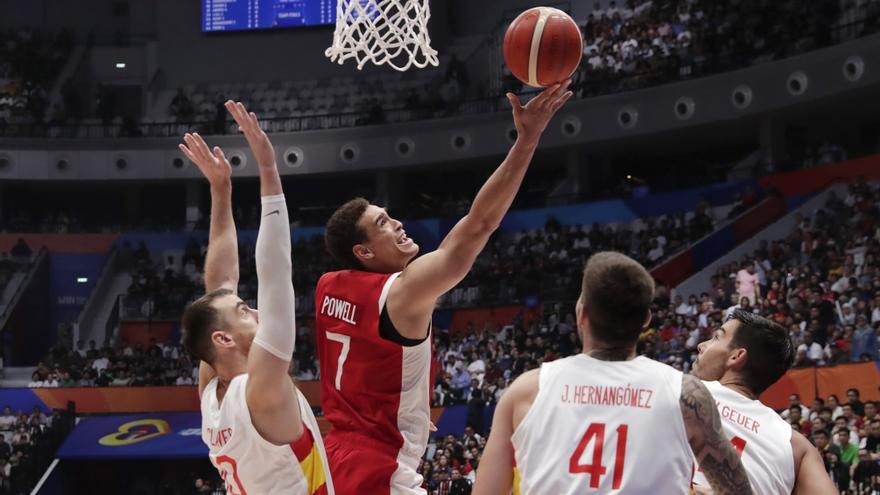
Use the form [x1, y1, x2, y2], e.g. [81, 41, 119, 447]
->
[56, 412, 206, 459]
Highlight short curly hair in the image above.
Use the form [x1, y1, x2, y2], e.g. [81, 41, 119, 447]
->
[325, 197, 370, 269]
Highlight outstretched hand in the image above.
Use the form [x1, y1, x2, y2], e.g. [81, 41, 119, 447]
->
[507, 80, 573, 143]
[225, 100, 276, 169]
[179, 132, 231, 188]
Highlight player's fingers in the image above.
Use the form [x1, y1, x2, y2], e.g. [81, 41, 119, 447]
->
[550, 91, 573, 112]
[227, 101, 247, 128]
[507, 92, 522, 112]
[178, 143, 197, 163]
[532, 83, 560, 107]
[236, 102, 252, 128]
[227, 100, 247, 127]
[248, 112, 260, 129]
[212, 146, 229, 166]
[541, 80, 569, 110]
[191, 132, 212, 161]
[182, 134, 205, 162]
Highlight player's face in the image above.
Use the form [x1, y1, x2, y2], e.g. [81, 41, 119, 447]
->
[356, 205, 419, 271]
[692, 319, 739, 381]
[212, 294, 260, 355]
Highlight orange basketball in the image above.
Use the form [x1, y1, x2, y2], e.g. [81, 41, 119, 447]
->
[503, 7, 583, 88]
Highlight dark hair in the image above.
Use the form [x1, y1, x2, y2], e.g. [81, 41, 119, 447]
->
[579, 252, 654, 345]
[728, 309, 794, 395]
[813, 429, 829, 439]
[847, 388, 860, 398]
[325, 197, 370, 269]
[181, 288, 233, 364]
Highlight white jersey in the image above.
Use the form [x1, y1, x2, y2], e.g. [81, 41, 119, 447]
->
[692, 380, 795, 495]
[201, 374, 334, 495]
[511, 354, 693, 494]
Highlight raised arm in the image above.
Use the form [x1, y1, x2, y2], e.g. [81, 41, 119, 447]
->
[680, 374, 754, 495]
[388, 82, 573, 339]
[225, 101, 303, 445]
[178, 131, 237, 397]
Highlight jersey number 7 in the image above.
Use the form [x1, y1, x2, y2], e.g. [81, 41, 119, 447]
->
[326, 332, 351, 390]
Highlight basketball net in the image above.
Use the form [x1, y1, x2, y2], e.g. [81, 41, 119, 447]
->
[325, 0, 439, 72]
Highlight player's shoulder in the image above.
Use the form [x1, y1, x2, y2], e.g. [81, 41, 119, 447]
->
[320, 269, 388, 285]
[508, 368, 541, 398]
[503, 368, 541, 419]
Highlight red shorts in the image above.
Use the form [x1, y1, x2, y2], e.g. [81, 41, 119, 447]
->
[324, 431, 424, 495]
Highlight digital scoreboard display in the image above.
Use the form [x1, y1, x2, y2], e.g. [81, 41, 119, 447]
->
[202, 0, 337, 31]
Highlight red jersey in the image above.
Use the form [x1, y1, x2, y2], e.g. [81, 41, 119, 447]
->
[315, 270, 432, 493]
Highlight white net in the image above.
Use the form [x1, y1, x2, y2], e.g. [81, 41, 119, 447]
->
[325, 0, 439, 72]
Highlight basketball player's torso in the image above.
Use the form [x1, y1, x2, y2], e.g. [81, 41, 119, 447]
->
[315, 269, 432, 459]
[511, 354, 693, 495]
[201, 374, 332, 495]
[692, 380, 795, 495]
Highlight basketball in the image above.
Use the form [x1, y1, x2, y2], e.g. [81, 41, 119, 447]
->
[503, 7, 583, 88]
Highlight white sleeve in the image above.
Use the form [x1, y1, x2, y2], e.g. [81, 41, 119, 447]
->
[252, 194, 296, 360]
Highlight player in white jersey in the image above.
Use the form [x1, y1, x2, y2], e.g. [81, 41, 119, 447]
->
[691, 309, 836, 494]
[179, 102, 333, 495]
[474, 252, 754, 495]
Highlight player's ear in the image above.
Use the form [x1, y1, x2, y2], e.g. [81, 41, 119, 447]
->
[642, 310, 652, 329]
[211, 330, 235, 349]
[575, 298, 587, 331]
[352, 243, 373, 261]
[727, 347, 748, 371]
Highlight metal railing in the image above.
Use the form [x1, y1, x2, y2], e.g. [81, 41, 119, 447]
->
[1, 10, 876, 140]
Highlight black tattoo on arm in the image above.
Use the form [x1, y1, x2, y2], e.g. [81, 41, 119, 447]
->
[680, 374, 754, 495]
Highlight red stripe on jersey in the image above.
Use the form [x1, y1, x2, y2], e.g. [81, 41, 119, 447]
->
[290, 423, 314, 461]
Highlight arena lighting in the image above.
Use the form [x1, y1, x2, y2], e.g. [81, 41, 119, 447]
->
[76, 277, 88, 283]
[115, 62, 126, 69]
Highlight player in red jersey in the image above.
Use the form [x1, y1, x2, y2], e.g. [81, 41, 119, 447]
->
[316, 81, 573, 494]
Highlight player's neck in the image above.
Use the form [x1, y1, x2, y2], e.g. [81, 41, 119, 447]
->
[214, 357, 248, 387]
[720, 376, 758, 400]
[583, 345, 636, 361]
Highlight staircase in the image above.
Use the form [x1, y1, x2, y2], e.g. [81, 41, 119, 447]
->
[675, 183, 848, 296]
[75, 248, 134, 346]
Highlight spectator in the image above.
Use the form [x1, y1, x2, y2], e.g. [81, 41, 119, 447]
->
[0, 408, 15, 430]
[848, 388, 866, 416]
[449, 468, 472, 495]
[175, 369, 194, 385]
[0, 434, 10, 459]
[10, 238, 31, 259]
[735, 262, 760, 304]
[851, 315, 877, 361]
[861, 418, 880, 459]
[836, 428, 859, 467]
[797, 332, 825, 365]
[26, 372, 43, 388]
[781, 394, 811, 420]
[168, 88, 194, 123]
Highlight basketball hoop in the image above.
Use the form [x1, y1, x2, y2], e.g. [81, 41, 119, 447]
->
[325, 0, 439, 72]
